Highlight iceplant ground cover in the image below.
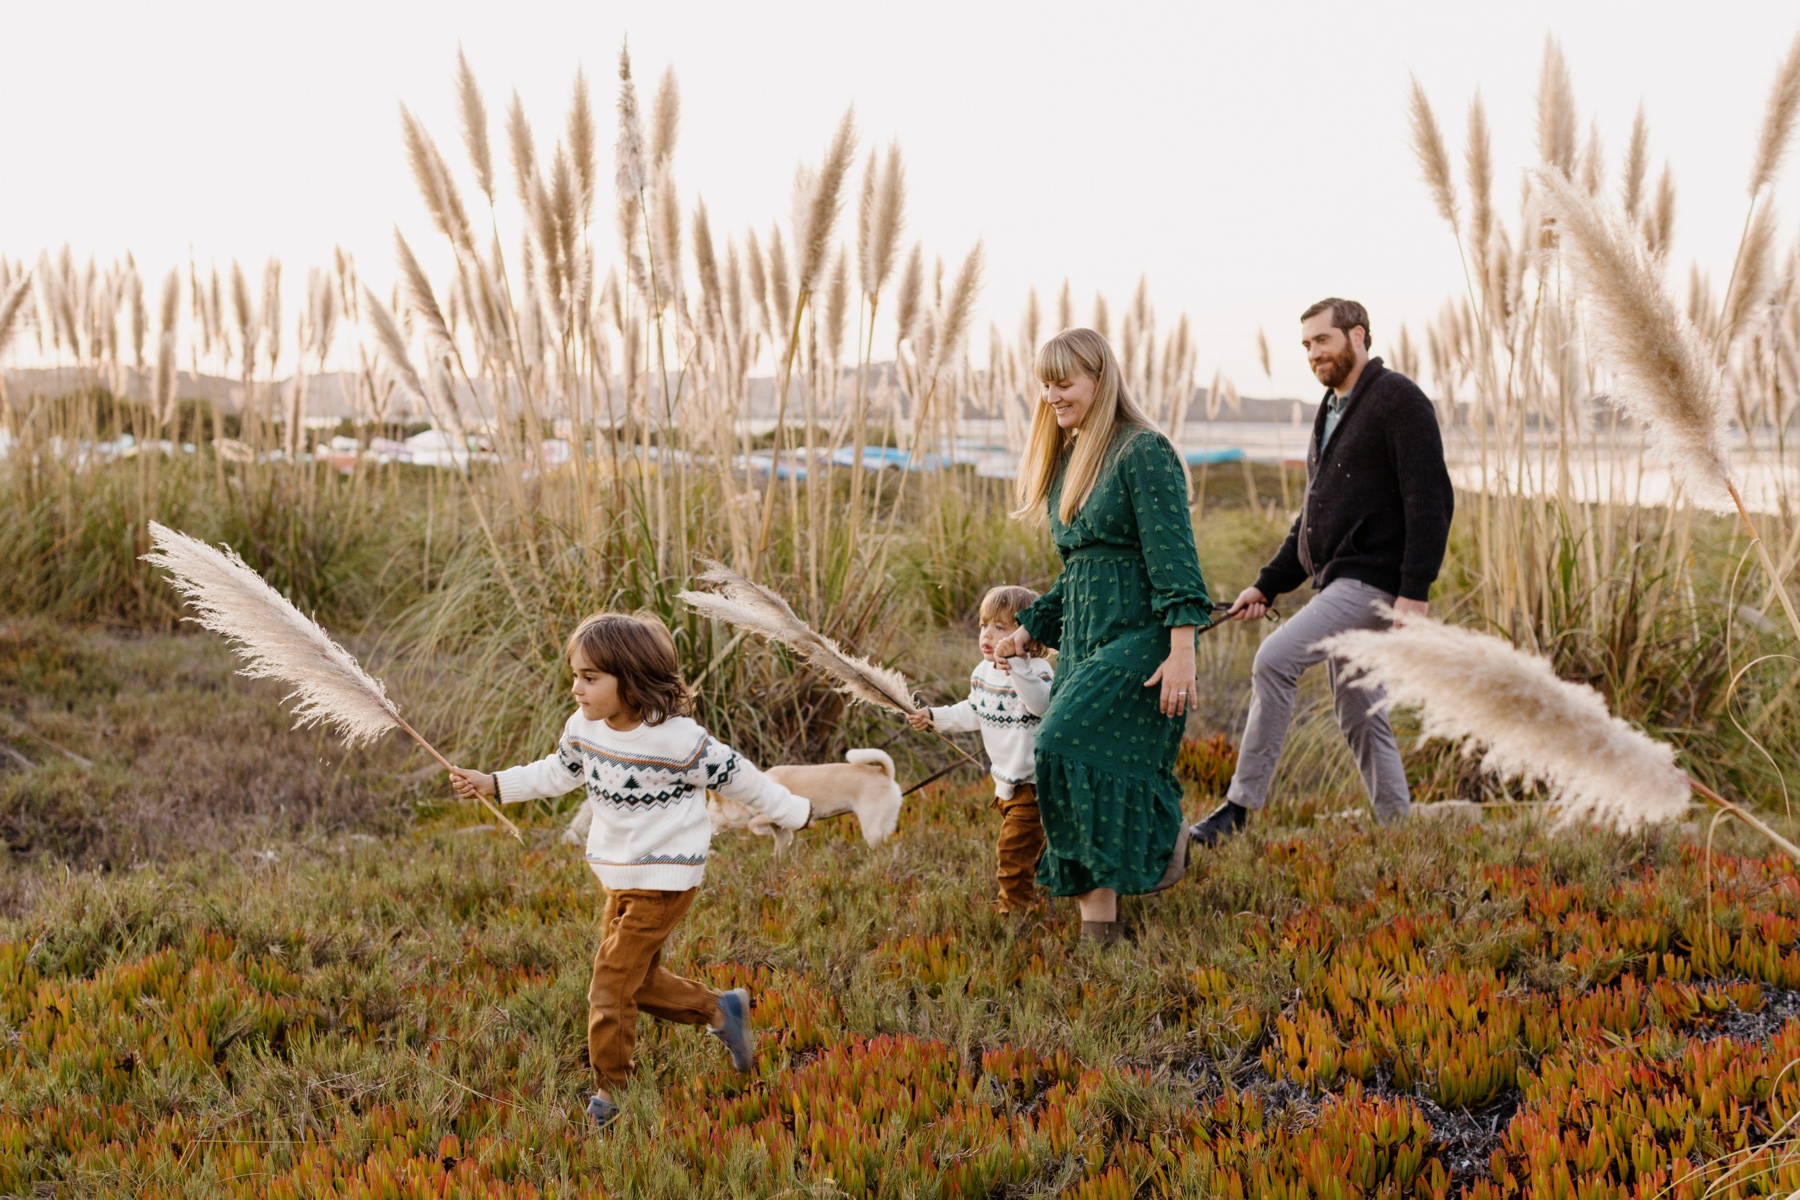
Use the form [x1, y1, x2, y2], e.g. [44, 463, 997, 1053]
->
[5, 624, 1800, 1196]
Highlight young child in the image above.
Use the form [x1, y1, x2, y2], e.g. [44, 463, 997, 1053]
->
[907, 585, 1054, 915]
[449, 612, 811, 1131]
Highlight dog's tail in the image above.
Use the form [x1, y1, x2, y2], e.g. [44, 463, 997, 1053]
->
[846, 747, 895, 778]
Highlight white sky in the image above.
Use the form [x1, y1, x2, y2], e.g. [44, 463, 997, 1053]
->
[5, 0, 1800, 399]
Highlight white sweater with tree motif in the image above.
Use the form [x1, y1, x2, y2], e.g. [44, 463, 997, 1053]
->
[494, 712, 808, 890]
[928, 656, 1054, 799]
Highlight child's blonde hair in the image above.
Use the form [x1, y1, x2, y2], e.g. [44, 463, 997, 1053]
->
[566, 612, 693, 725]
[980, 585, 1045, 657]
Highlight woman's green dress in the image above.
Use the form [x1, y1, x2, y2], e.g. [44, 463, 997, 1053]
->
[1016, 428, 1212, 896]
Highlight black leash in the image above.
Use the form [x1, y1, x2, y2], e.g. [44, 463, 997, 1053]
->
[901, 755, 983, 797]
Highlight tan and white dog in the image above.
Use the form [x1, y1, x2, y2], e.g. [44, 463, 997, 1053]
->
[561, 747, 903, 852]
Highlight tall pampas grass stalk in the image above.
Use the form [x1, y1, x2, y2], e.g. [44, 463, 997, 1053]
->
[679, 561, 985, 773]
[1533, 166, 1800, 651]
[1320, 613, 1800, 858]
[143, 523, 522, 841]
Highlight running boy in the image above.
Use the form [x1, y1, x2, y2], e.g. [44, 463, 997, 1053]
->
[449, 612, 811, 1130]
[908, 585, 1055, 914]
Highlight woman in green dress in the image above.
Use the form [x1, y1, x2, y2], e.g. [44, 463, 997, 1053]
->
[992, 328, 1212, 943]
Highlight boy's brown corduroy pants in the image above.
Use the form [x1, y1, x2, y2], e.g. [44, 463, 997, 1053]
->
[587, 887, 721, 1091]
[995, 783, 1046, 913]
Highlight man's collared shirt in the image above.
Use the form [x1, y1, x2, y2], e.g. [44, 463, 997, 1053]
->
[1320, 389, 1347, 451]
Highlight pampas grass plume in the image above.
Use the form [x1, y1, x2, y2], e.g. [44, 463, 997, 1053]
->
[1320, 614, 1690, 829]
[1749, 31, 1800, 197]
[455, 47, 494, 203]
[144, 523, 404, 746]
[679, 560, 916, 713]
[1533, 167, 1732, 507]
[1408, 76, 1459, 232]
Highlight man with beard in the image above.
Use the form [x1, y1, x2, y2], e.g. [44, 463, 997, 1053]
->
[1189, 298, 1454, 846]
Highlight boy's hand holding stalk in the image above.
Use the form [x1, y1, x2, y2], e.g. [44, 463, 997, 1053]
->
[449, 766, 497, 802]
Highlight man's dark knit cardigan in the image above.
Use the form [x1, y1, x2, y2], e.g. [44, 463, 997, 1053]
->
[1253, 357, 1454, 604]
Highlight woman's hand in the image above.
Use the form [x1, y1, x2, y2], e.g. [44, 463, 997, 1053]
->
[990, 627, 1030, 668]
[906, 709, 934, 731]
[1144, 626, 1198, 718]
[449, 766, 496, 802]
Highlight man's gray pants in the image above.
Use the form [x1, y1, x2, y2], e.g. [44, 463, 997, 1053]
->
[1226, 578, 1412, 822]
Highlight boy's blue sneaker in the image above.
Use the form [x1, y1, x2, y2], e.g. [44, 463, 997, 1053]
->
[711, 988, 756, 1073]
[586, 1093, 620, 1130]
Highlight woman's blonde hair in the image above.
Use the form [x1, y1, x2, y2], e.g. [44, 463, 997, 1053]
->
[1011, 328, 1156, 524]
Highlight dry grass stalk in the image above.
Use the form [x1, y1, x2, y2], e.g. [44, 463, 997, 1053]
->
[1408, 77, 1459, 232]
[568, 66, 597, 218]
[613, 49, 645, 197]
[797, 109, 857, 293]
[143, 523, 521, 839]
[154, 270, 180, 427]
[0, 270, 35, 360]
[1467, 94, 1494, 260]
[1621, 104, 1649, 220]
[455, 48, 494, 203]
[360, 284, 425, 403]
[394, 230, 457, 366]
[824, 252, 849, 365]
[505, 90, 536, 209]
[400, 106, 476, 259]
[866, 143, 907, 299]
[128, 264, 146, 370]
[651, 67, 680, 166]
[928, 243, 984, 379]
[261, 259, 282, 374]
[894, 244, 923, 344]
[767, 226, 793, 339]
[1720, 199, 1779, 349]
[231, 262, 255, 370]
[1532, 167, 1732, 507]
[1536, 37, 1578, 176]
[691, 199, 723, 336]
[1645, 165, 1677, 259]
[1319, 613, 1690, 829]
[1749, 31, 1800, 197]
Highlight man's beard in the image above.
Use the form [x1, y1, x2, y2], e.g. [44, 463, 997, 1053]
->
[1313, 342, 1357, 391]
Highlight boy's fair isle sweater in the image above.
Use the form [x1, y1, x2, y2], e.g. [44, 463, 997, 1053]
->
[494, 713, 809, 891]
[929, 656, 1054, 799]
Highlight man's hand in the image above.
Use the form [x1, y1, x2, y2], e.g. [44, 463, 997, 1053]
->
[1391, 597, 1430, 624]
[1227, 585, 1269, 621]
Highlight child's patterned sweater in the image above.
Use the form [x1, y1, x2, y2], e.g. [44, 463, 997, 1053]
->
[495, 713, 809, 890]
[928, 656, 1054, 799]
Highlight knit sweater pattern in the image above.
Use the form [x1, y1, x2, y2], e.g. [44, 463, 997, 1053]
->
[1253, 357, 1455, 603]
[929, 655, 1054, 799]
[495, 713, 809, 890]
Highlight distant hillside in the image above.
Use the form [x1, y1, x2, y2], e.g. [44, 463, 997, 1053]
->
[3, 364, 1316, 426]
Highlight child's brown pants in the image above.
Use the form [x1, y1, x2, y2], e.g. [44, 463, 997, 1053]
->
[587, 887, 721, 1092]
[995, 783, 1046, 913]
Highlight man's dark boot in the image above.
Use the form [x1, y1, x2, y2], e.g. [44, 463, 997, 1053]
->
[1187, 800, 1248, 848]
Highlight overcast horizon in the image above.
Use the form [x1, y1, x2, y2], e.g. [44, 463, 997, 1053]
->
[6, 0, 1800, 402]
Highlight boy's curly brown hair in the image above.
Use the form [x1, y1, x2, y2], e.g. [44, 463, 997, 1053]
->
[566, 612, 693, 725]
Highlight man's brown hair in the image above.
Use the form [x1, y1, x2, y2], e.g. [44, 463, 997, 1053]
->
[566, 612, 693, 725]
[1300, 297, 1373, 351]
